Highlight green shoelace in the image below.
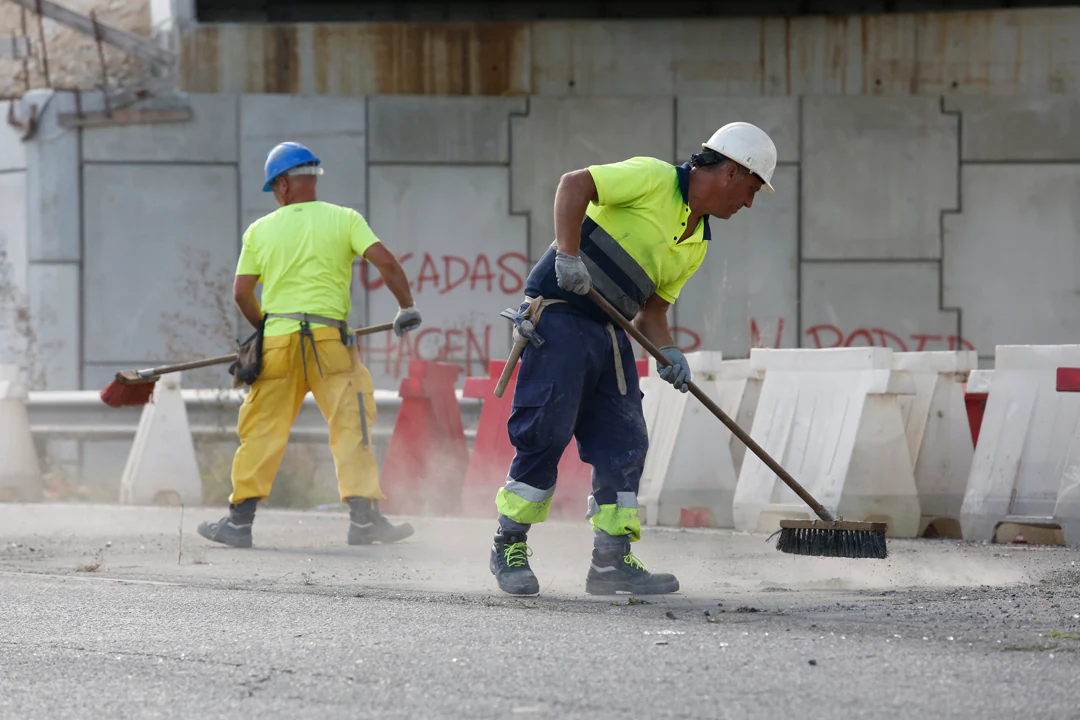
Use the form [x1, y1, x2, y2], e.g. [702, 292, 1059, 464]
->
[504, 542, 533, 568]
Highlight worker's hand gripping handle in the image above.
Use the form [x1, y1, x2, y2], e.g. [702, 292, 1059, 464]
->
[584, 288, 835, 523]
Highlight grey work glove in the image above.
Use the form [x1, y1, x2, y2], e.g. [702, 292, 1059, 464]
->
[393, 305, 422, 337]
[554, 250, 592, 295]
[657, 345, 691, 393]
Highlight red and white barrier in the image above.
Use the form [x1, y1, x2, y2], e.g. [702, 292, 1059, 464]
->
[379, 360, 470, 516]
[639, 353, 763, 529]
[119, 373, 202, 506]
[960, 345, 1080, 546]
[964, 369, 994, 447]
[733, 348, 921, 537]
[892, 351, 978, 537]
[0, 364, 43, 502]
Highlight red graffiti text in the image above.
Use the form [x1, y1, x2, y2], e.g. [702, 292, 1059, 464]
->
[362, 325, 494, 379]
[358, 252, 529, 296]
[805, 325, 975, 352]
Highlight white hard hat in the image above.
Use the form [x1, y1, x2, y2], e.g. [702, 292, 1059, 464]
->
[702, 122, 777, 194]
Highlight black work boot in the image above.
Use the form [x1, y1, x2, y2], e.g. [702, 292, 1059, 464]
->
[346, 498, 414, 545]
[490, 531, 540, 596]
[196, 498, 256, 548]
[585, 548, 680, 595]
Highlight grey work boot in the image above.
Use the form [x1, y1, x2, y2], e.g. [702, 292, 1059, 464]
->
[347, 498, 414, 545]
[490, 531, 540, 596]
[197, 498, 256, 548]
[585, 548, 680, 595]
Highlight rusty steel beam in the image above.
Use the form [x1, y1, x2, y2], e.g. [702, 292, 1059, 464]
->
[56, 106, 193, 129]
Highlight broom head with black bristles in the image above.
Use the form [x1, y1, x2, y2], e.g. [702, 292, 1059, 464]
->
[775, 519, 889, 559]
[99, 369, 159, 408]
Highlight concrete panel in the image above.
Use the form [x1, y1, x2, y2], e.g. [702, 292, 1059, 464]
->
[943, 165, 1080, 353]
[23, 90, 81, 262]
[674, 166, 799, 357]
[510, 97, 674, 260]
[0, 172, 29, 368]
[82, 94, 240, 163]
[802, 97, 958, 260]
[532, 20, 767, 97]
[83, 164, 239, 365]
[365, 165, 526, 389]
[0, 172, 28, 290]
[80, 440, 133, 499]
[27, 263, 79, 391]
[0, 100, 28, 172]
[676, 98, 799, 166]
[239, 94, 366, 232]
[368, 96, 527, 164]
[945, 97, 1080, 162]
[801, 262, 964, 354]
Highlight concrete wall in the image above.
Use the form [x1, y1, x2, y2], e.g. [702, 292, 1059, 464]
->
[2, 8, 1079, 396]
[0, 100, 30, 369]
[4, 87, 1078, 393]
[3, 8, 1076, 501]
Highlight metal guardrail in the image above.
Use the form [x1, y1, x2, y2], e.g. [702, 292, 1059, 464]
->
[26, 389, 482, 443]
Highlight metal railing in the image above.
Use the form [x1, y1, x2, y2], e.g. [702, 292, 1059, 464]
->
[26, 389, 483, 443]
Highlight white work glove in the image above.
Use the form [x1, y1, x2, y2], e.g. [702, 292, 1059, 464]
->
[393, 306, 422, 337]
[555, 251, 592, 295]
[657, 345, 691, 393]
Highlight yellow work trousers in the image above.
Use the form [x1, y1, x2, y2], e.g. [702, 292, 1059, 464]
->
[229, 326, 384, 504]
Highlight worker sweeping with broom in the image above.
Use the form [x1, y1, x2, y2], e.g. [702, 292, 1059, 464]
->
[196, 141, 422, 549]
[490, 123, 778, 596]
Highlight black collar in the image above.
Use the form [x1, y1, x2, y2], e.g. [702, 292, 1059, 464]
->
[676, 163, 711, 241]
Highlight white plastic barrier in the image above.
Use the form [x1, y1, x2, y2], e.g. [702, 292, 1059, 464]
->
[960, 345, 1080, 546]
[733, 347, 921, 537]
[0, 365, 43, 501]
[967, 369, 994, 396]
[639, 353, 763, 528]
[893, 351, 978, 537]
[119, 373, 204, 506]
[722, 359, 765, 476]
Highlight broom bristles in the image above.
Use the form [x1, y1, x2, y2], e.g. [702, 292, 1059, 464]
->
[774, 522, 888, 559]
[100, 378, 157, 408]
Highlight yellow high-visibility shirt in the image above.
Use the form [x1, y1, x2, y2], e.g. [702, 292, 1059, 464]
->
[586, 156, 710, 304]
[235, 200, 380, 337]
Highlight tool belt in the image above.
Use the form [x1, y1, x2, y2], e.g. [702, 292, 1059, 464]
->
[497, 295, 630, 398]
[228, 312, 352, 388]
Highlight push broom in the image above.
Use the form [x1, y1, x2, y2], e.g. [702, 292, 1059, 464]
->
[587, 288, 888, 560]
[99, 321, 396, 409]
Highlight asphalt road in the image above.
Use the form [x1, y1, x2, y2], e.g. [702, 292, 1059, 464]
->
[2, 504, 1079, 720]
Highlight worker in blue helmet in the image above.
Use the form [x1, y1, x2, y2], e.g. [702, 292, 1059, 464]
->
[262, 141, 325, 192]
[198, 141, 423, 549]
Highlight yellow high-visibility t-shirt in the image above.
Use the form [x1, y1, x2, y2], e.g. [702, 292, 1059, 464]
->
[236, 200, 380, 337]
[585, 156, 709, 304]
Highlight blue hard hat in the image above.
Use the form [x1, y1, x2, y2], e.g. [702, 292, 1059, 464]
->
[262, 141, 321, 192]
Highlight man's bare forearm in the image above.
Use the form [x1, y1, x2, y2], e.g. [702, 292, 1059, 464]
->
[634, 310, 675, 349]
[380, 260, 415, 310]
[554, 170, 597, 256]
[237, 294, 262, 330]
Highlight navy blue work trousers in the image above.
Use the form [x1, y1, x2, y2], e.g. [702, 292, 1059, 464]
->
[506, 306, 648, 511]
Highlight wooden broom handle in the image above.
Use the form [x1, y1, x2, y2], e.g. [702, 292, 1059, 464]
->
[585, 288, 835, 523]
[132, 321, 397, 378]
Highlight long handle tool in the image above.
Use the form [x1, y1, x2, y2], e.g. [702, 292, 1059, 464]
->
[100, 321, 395, 408]
[586, 288, 887, 559]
